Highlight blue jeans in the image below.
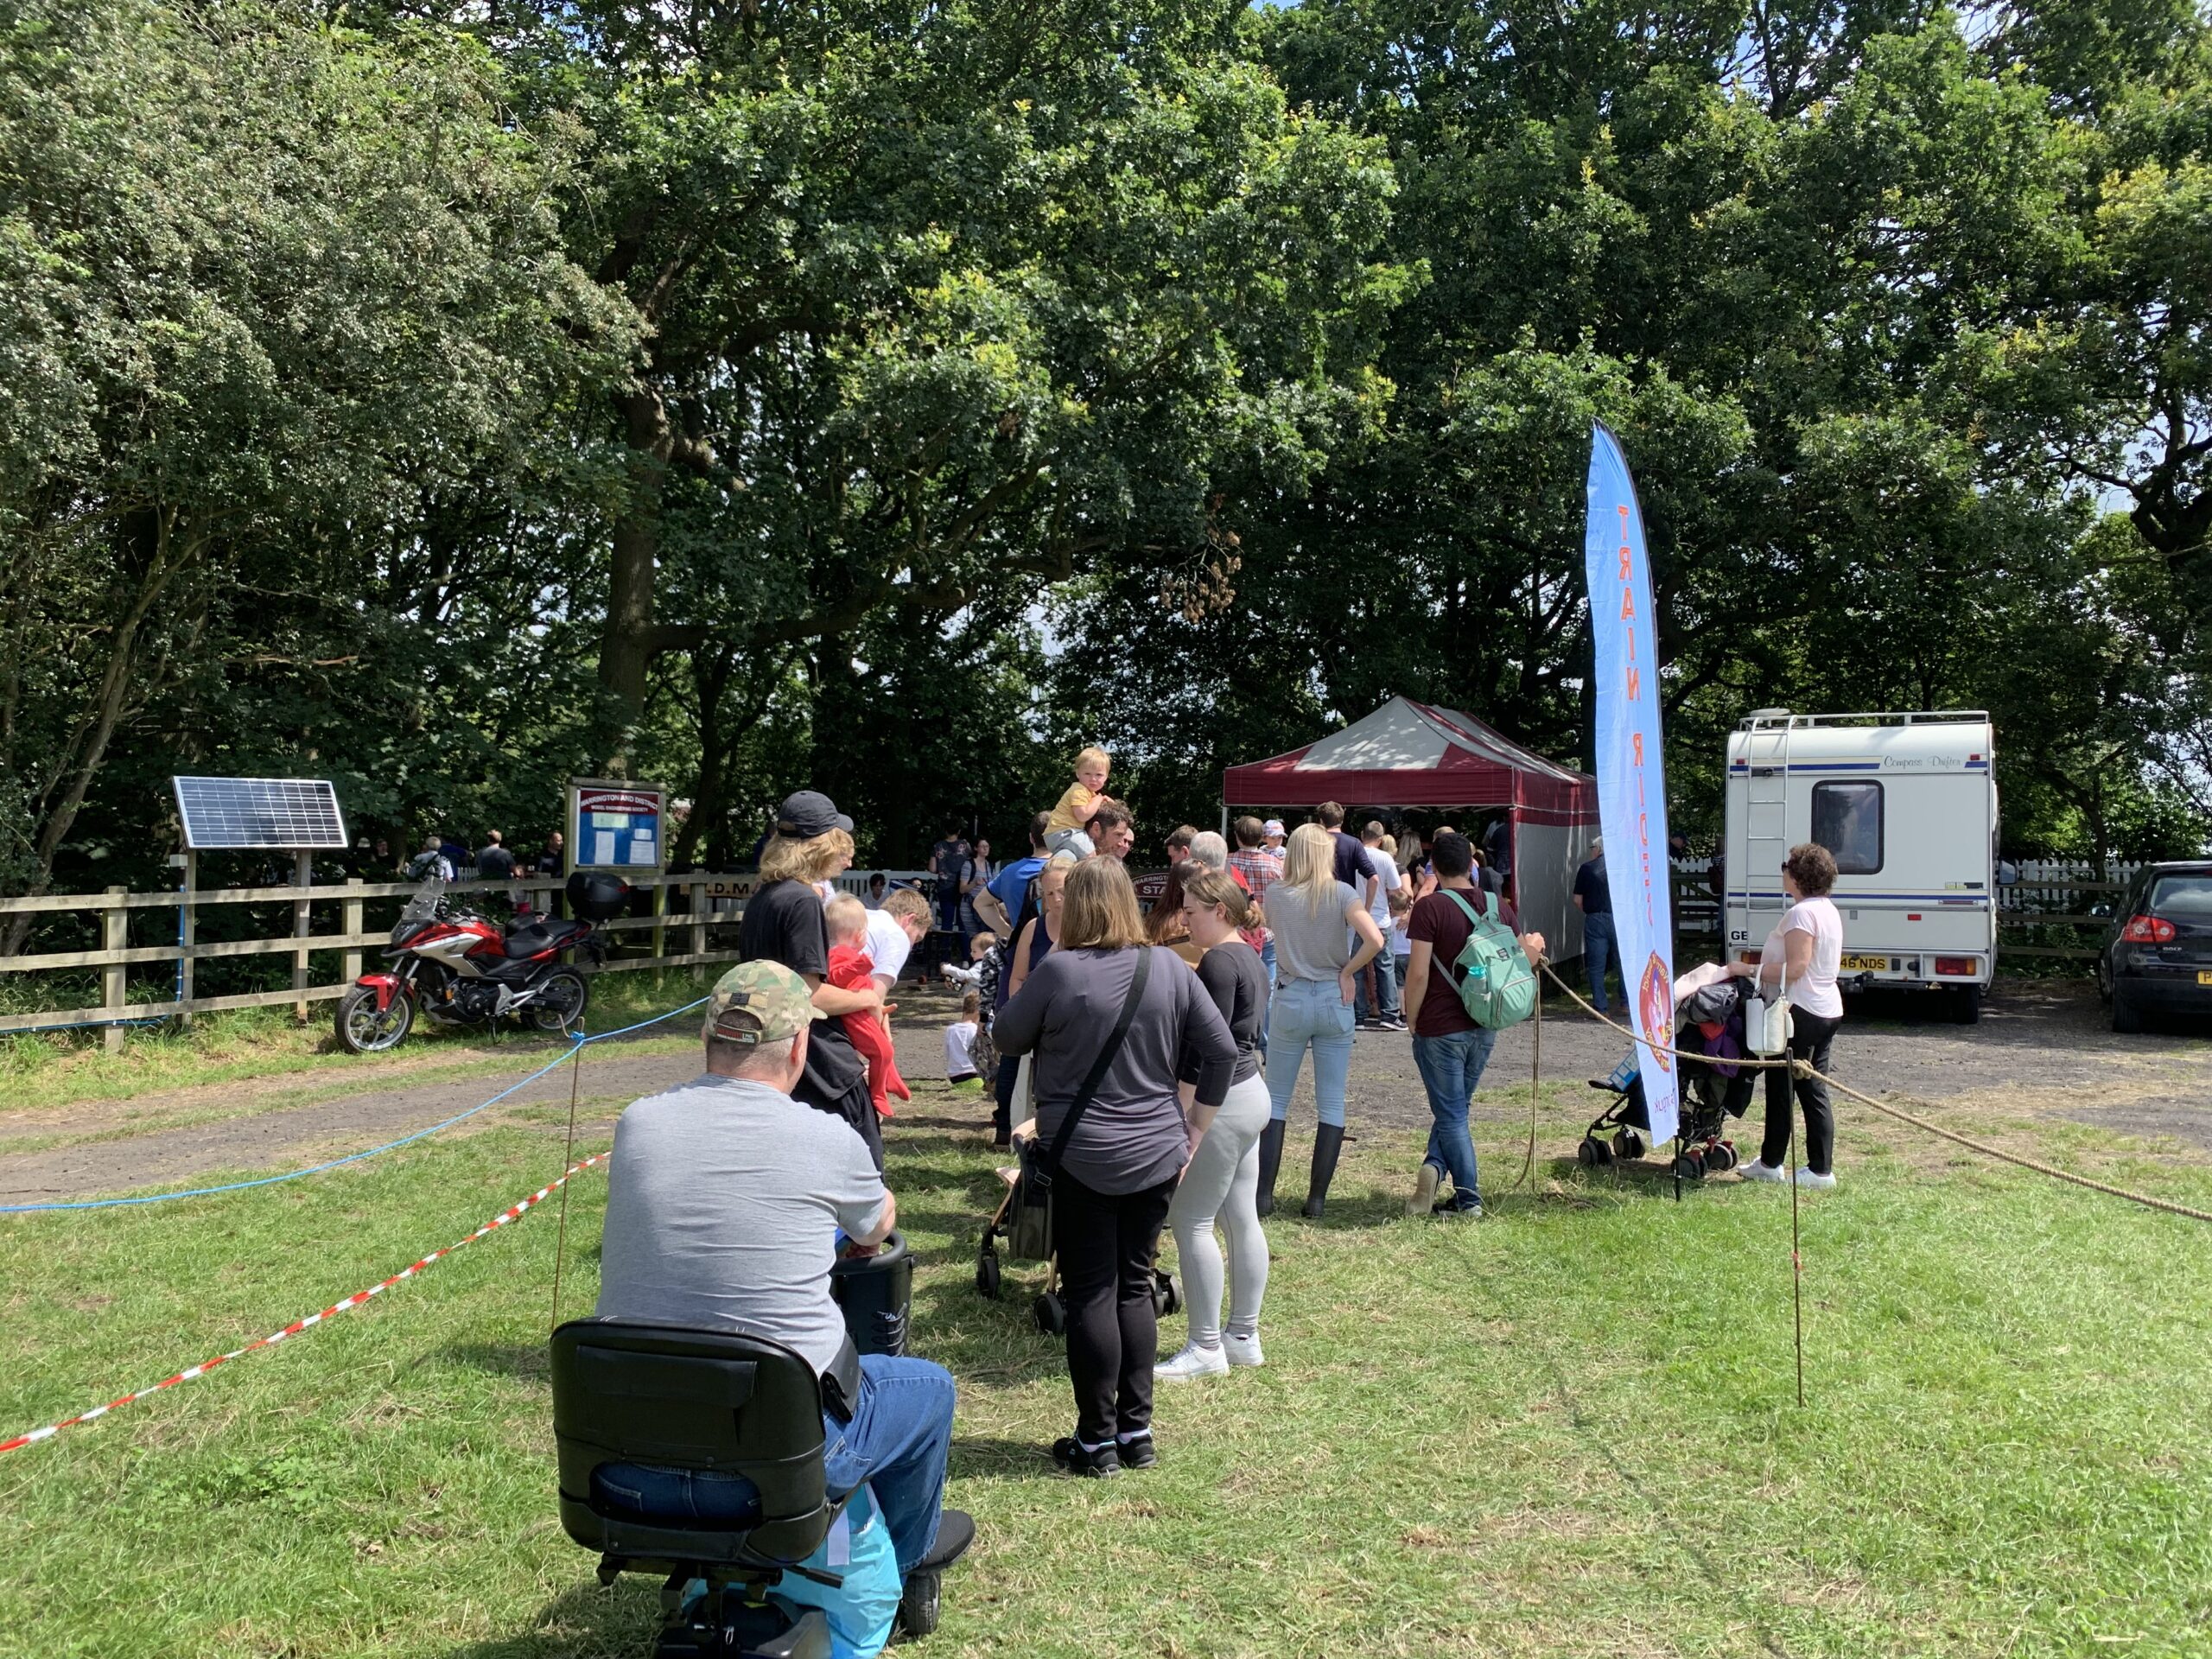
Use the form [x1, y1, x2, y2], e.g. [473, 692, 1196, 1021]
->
[1265, 976, 1355, 1128]
[1583, 911, 1618, 1014]
[1355, 947, 1399, 1022]
[602, 1353, 952, 1576]
[1413, 1027, 1497, 1200]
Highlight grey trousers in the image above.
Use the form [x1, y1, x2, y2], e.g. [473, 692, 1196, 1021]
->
[1166, 1072, 1273, 1347]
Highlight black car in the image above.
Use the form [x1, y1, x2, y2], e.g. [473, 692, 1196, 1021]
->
[2096, 860, 2212, 1033]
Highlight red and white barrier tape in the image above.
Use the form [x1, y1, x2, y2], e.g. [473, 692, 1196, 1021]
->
[0, 1153, 607, 1456]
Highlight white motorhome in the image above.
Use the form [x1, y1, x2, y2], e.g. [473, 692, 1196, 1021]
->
[1722, 710, 1999, 1020]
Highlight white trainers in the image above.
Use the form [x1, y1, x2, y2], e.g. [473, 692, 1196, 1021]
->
[1795, 1167, 1837, 1190]
[1737, 1159, 1786, 1183]
[1222, 1332, 1265, 1369]
[1155, 1343, 1230, 1381]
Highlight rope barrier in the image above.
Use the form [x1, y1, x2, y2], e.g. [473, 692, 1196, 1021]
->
[1533, 963, 2212, 1225]
[0, 995, 707, 1214]
[0, 1153, 608, 1456]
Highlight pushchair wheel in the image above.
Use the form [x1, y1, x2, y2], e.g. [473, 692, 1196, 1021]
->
[1673, 1148, 1707, 1182]
[1033, 1290, 1066, 1336]
[1578, 1136, 1611, 1167]
[1708, 1141, 1738, 1173]
[1152, 1269, 1181, 1317]
[976, 1250, 1001, 1299]
[1611, 1128, 1645, 1162]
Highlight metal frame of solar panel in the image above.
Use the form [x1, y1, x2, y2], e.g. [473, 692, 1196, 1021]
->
[172, 777, 349, 851]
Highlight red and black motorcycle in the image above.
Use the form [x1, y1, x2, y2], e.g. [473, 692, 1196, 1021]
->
[333, 874, 622, 1055]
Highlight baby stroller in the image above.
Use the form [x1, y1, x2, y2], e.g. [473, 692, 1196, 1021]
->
[1578, 974, 1757, 1185]
[975, 1054, 1181, 1332]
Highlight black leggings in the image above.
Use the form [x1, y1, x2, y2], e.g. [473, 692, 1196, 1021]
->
[992, 1054, 1020, 1139]
[1052, 1170, 1177, 1446]
[1760, 1007, 1841, 1175]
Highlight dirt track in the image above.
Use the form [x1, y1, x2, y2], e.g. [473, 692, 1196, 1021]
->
[1, 978, 2204, 1205]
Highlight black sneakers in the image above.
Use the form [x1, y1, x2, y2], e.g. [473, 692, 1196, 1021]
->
[1051, 1437, 1121, 1478]
[1116, 1430, 1158, 1470]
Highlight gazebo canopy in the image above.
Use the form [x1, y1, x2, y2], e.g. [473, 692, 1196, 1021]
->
[1222, 696, 1596, 824]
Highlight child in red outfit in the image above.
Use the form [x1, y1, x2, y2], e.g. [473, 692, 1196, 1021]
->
[825, 894, 909, 1117]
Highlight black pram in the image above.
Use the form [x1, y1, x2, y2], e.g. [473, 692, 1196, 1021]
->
[1578, 974, 1758, 1183]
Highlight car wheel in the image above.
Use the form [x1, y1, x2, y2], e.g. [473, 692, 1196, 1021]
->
[2111, 991, 2144, 1034]
[1955, 986, 1983, 1025]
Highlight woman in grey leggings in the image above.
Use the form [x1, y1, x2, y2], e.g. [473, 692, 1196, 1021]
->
[1158, 869, 1272, 1378]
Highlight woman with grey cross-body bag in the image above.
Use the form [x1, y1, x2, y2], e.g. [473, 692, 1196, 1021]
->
[991, 858, 1236, 1478]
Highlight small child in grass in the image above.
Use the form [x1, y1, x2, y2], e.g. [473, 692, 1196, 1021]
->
[940, 930, 996, 991]
[824, 893, 910, 1117]
[1389, 886, 1414, 984]
[944, 992, 983, 1091]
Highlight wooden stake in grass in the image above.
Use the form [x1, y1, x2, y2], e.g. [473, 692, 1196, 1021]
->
[549, 1037, 584, 1332]
[1789, 1131, 1806, 1408]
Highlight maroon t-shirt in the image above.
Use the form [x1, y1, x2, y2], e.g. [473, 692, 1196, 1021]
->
[1408, 886, 1520, 1037]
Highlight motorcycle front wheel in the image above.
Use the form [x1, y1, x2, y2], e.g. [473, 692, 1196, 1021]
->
[528, 968, 589, 1034]
[335, 985, 414, 1055]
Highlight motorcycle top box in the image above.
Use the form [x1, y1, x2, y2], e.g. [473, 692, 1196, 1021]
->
[565, 872, 632, 923]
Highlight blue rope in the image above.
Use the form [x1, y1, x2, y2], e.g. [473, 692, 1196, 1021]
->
[0, 995, 709, 1215]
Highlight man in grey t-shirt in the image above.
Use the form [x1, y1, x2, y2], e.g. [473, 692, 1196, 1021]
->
[595, 962, 964, 1585]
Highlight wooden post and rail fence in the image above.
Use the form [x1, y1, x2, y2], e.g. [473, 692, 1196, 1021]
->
[0, 869, 937, 1048]
[0, 859, 2143, 1047]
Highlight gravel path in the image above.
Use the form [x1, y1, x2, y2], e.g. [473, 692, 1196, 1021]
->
[2, 978, 2204, 1205]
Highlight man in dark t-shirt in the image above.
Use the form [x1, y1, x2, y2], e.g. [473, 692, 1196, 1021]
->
[738, 790, 884, 1168]
[1573, 844, 1616, 1014]
[1314, 801, 1369, 891]
[1401, 832, 1545, 1219]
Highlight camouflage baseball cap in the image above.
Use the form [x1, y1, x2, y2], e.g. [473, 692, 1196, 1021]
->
[703, 961, 824, 1046]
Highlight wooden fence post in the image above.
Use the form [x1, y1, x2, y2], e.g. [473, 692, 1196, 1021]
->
[292, 850, 314, 1023]
[102, 887, 128, 1053]
[342, 877, 365, 987]
[178, 850, 197, 1032]
[690, 874, 707, 963]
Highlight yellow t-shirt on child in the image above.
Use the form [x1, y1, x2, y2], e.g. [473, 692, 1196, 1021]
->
[1046, 781, 1099, 834]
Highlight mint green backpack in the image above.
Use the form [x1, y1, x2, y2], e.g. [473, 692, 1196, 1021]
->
[1441, 889, 1538, 1028]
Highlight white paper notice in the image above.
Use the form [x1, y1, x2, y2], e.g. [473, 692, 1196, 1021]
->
[592, 830, 616, 866]
[625, 832, 655, 867]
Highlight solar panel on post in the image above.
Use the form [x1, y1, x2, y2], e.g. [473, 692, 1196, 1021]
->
[171, 778, 348, 850]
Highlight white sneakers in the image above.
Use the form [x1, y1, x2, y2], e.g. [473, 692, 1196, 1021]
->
[1737, 1158, 1838, 1189]
[1155, 1344, 1230, 1381]
[1157, 1334, 1265, 1379]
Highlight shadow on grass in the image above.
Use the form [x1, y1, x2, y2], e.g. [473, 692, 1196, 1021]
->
[448, 1577, 663, 1659]
[950, 1433, 1062, 1481]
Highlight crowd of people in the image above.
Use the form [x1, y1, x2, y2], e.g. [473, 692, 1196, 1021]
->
[585, 748, 1856, 1638]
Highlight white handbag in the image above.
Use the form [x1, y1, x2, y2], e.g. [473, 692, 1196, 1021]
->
[1746, 956, 1793, 1057]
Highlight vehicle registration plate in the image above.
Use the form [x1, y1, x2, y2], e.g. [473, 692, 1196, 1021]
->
[1840, 954, 1891, 973]
[2199, 971, 2212, 987]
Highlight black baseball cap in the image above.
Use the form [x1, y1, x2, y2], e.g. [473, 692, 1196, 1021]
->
[775, 790, 854, 838]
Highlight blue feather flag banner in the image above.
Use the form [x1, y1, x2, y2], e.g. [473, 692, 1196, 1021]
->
[1584, 423, 1679, 1146]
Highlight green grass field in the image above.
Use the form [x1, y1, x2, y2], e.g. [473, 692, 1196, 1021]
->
[1, 1080, 2209, 1658]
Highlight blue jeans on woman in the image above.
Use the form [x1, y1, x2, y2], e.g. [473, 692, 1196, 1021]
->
[1265, 976, 1355, 1127]
[1412, 1026, 1498, 1202]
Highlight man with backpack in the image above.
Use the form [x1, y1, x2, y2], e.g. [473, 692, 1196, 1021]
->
[1399, 832, 1546, 1218]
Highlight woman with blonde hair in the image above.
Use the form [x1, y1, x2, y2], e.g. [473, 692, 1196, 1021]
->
[1257, 823, 1385, 1217]
[1156, 869, 1272, 1381]
[993, 858, 1236, 1478]
[736, 791, 884, 1166]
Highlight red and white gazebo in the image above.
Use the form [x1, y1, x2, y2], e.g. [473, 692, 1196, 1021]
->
[1223, 696, 1599, 953]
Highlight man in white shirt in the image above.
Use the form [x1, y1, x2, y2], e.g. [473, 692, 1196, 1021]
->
[865, 887, 931, 993]
[1356, 822, 1406, 1030]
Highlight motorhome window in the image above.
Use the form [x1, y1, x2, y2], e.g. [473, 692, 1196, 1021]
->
[1811, 782, 1882, 874]
[2148, 875, 2212, 920]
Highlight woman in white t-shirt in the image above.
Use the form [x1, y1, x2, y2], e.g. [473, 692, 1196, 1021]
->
[1729, 842, 1845, 1188]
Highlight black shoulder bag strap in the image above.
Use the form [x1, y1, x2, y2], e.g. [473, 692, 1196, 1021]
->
[1027, 946, 1153, 1198]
